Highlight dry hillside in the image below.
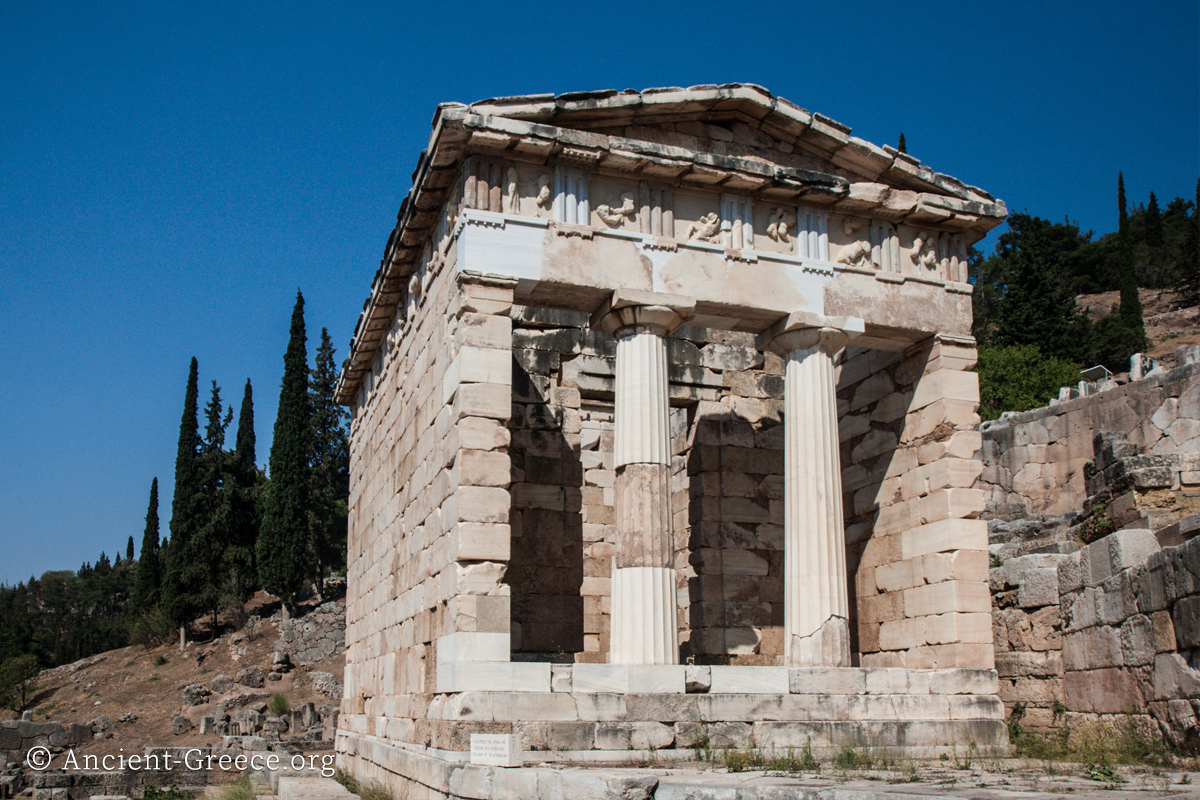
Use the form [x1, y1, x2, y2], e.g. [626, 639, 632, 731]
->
[2, 593, 344, 770]
[1078, 287, 1200, 361]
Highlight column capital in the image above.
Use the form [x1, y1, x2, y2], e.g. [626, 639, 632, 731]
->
[591, 289, 695, 338]
[758, 311, 864, 357]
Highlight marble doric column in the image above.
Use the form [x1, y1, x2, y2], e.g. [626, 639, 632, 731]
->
[761, 312, 864, 667]
[593, 289, 695, 665]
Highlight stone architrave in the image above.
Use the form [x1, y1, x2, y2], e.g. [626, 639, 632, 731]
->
[762, 312, 864, 667]
[593, 289, 696, 665]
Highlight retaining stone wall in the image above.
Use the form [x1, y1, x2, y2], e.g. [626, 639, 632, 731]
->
[980, 361, 1200, 520]
[994, 527, 1200, 747]
[275, 600, 346, 665]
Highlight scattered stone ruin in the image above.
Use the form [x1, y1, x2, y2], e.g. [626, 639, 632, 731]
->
[332, 85, 1013, 798]
[982, 353, 1200, 746]
[275, 600, 348, 666]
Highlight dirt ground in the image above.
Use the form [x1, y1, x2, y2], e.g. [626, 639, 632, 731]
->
[3, 593, 345, 772]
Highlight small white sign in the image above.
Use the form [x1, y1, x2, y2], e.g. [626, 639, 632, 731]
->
[470, 733, 522, 767]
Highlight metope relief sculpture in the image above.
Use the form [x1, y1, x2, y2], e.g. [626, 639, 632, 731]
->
[766, 207, 793, 243]
[910, 230, 940, 273]
[595, 192, 637, 227]
[686, 212, 721, 243]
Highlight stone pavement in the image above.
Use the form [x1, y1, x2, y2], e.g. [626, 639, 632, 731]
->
[261, 762, 1200, 799]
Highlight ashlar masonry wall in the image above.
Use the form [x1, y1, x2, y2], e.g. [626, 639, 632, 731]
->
[844, 338, 993, 670]
[981, 362, 1200, 519]
[343, 247, 517, 751]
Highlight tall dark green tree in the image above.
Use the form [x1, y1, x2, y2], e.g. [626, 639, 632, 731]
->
[309, 328, 350, 596]
[223, 379, 262, 615]
[126, 537, 134, 563]
[1118, 171, 1128, 234]
[258, 291, 313, 612]
[236, 379, 256, 465]
[162, 358, 202, 642]
[190, 381, 234, 632]
[1146, 191, 1163, 248]
[1179, 179, 1200, 304]
[897, 133, 906, 154]
[132, 478, 161, 609]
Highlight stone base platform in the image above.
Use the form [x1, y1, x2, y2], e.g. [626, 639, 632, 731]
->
[333, 746, 1185, 800]
[337, 668, 1009, 799]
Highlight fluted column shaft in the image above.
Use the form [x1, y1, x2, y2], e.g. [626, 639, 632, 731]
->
[775, 326, 851, 667]
[594, 292, 692, 665]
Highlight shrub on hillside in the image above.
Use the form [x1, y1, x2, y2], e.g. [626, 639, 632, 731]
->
[975, 345, 1082, 421]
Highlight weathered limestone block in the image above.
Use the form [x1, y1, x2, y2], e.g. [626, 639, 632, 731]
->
[1017, 568, 1060, 609]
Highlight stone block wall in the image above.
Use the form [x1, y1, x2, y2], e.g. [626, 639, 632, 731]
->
[343, 250, 516, 744]
[275, 600, 347, 665]
[503, 308, 786, 664]
[844, 338, 993, 670]
[980, 361, 1200, 519]
[993, 527, 1200, 747]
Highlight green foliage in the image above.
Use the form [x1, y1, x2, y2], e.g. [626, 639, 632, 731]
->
[1175, 179, 1200, 305]
[718, 742, 820, 773]
[268, 692, 290, 716]
[220, 774, 254, 800]
[154, 655, 167, 666]
[0, 557, 135, 668]
[974, 345, 1082, 420]
[309, 328, 350, 595]
[142, 782, 193, 800]
[163, 358, 202, 630]
[971, 214, 1098, 363]
[132, 478, 162, 611]
[834, 744, 863, 770]
[0, 654, 40, 712]
[258, 291, 314, 610]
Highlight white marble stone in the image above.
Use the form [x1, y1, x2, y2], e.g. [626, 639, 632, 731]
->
[708, 666, 789, 694]
[610, 566, 677, 665]
[470, 733, 523, 767]
[763, 317, 862, 667]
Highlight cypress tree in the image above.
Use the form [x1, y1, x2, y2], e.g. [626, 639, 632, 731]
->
[898, 133, 906, 154]
[258, 291, 313, 612]
[163, 359, 202, 642]
[236, 379, 256, 466]
[223, 379, 262, 611]
[309, 328, 350, 596]
[126, 537, 134, 562]
[1185, 179, 1200, 304]
[1118, 171, 1128, 234]
[132, 478, 160, 609]
[191, 381, 234, 632]
[1146, 191, 1163, 248]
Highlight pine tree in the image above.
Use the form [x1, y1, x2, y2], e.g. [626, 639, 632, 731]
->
[126, 537, 134, 562]
[309, 328, 350, 596]
[163, 359, 202, 641]
[898, 133, 907, 154]
[258, 292, 313, 613]
[990, 214, 1091, 363]
[132, 478, 161, 609]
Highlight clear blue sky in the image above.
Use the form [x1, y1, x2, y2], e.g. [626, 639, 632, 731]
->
[2, 1, 1197, 585]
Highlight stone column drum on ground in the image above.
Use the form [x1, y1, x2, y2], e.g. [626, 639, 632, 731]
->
[593, 289, 695, 664]
[763, 314, 864, 667]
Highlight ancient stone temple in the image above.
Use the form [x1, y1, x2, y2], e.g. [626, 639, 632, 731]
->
[334, 85, 1009, 795]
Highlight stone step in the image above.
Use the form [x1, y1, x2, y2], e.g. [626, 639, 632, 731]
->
[276, 777, 356, 800]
